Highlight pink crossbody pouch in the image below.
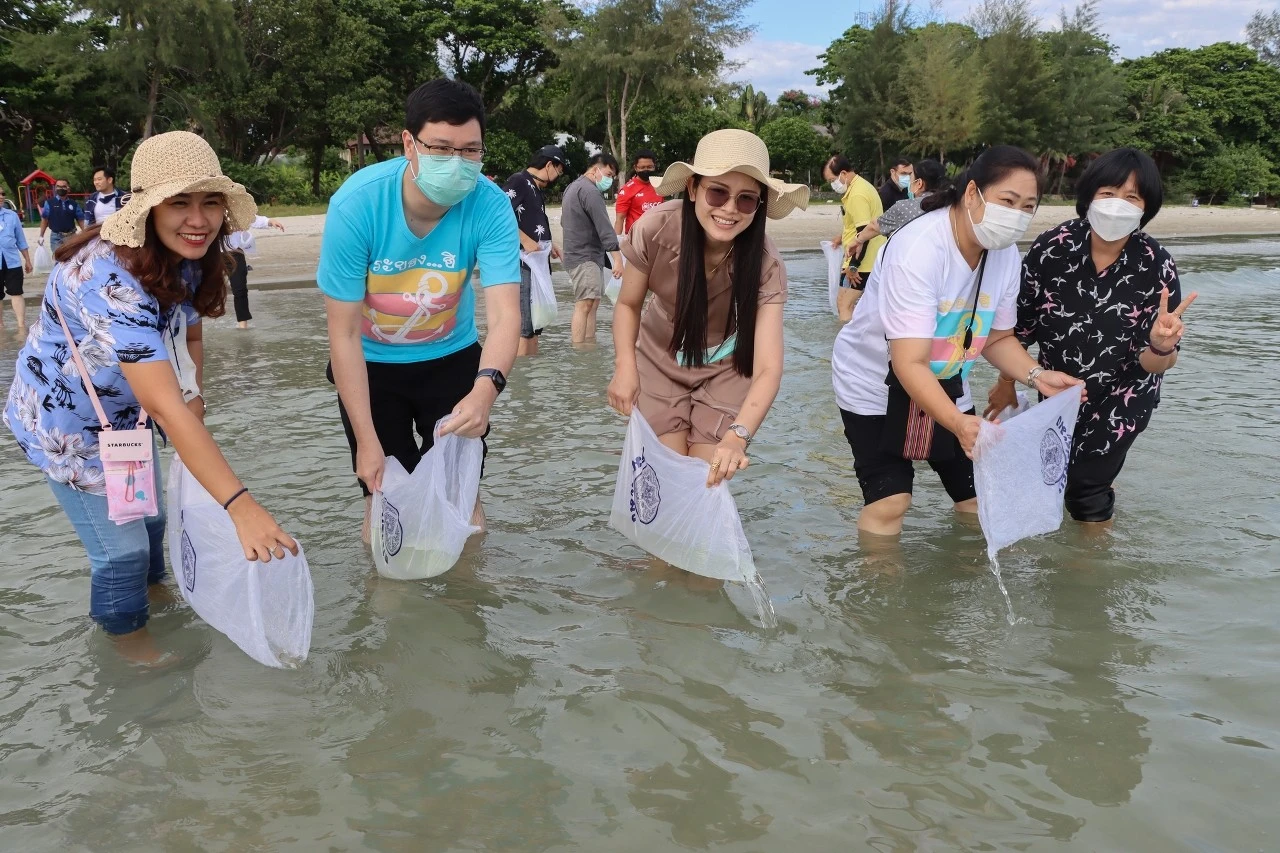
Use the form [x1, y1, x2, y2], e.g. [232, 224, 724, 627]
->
[53, 281, 159, 524]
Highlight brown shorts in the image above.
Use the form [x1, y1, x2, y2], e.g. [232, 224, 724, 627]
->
[568, 262, 603, 302]
[635, 322, 749, 447]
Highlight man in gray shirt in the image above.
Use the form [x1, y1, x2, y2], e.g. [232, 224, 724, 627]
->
[561, 153, 623, 344]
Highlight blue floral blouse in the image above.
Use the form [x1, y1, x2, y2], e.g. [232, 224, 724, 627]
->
[3, 238, 201, 494]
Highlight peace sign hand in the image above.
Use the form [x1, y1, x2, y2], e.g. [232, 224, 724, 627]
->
[1150, 287, 1198, 352]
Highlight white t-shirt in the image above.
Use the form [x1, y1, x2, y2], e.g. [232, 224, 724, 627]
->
[832, 208, 1020, 416]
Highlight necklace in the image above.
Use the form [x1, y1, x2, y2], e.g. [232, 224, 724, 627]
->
[706, 244, 735, 280]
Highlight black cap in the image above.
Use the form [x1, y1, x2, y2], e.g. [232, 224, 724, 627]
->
[536, 144, 567, 166]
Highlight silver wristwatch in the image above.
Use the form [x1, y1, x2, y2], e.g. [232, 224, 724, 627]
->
[1023, 366, 1044, 388]
[726, 423, 752, 447]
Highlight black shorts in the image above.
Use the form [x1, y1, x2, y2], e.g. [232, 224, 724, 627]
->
[840, 408, 977, 506]
[327, 343, 487, 496]
[839, 271, 865, 292]
[1064, 436, 1137, 523]
[1, 263, 22, 297]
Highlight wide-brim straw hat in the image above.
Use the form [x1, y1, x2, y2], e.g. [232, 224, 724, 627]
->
[652, 128, 810, 220]
[101, 131, 257, 248]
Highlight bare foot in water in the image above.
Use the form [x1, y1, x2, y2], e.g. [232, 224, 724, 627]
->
[470, 499, 486, 534]
[113, 627, 179, 668]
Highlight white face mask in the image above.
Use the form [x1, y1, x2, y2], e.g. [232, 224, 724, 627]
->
[968, 187, 1034, 251]
[1087, 197, 1144, 242]
[830, 177, 847, 194]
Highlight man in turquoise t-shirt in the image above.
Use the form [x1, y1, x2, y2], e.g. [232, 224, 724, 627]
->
[318, 78, 521, 540]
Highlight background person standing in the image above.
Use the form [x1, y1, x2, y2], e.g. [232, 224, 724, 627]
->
[561, 153, 623, 344]
[0, 195, 32, 333]
[226, 215, 286, 328]
[83, 166, 126, 226]
[614, 149, 662, 235]
[877, 156, 914, 212]
[39, 180, 85, 252]
[503, 144, 565, 356]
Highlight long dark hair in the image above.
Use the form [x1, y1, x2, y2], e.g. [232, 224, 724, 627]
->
[920, 146, 1041, 214]
[669, 176, 769, 376]
[53, 217, 231, 318]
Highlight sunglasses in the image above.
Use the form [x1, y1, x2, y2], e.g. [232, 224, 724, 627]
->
[701, 184, 761, 215]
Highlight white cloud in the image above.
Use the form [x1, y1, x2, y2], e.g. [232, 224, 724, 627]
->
[725, 39, 829, 98]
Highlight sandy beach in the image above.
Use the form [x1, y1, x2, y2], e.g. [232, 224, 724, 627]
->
[19, 201, 1278, 289]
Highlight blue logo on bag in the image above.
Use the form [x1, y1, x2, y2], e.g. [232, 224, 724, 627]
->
[629, 448, 661, 524]
[180, 528, 197, 592]
[1040, 416, 1071, 492]
[381, 497, 403, 559]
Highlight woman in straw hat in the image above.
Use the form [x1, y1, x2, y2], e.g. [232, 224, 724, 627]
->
[4, 131, 297, 663]
[607, 129, 809, 485]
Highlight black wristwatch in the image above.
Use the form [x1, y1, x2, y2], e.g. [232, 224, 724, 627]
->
[476, 368, 507, 394]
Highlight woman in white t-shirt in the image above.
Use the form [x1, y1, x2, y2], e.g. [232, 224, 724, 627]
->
[831, 146, 1084, 536]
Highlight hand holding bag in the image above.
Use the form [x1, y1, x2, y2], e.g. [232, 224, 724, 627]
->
[53, 280, 159, 523]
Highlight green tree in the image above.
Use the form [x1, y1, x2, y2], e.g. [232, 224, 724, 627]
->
[425, 0, 564, 116]
[1122, 76, 1213, 174]
[897, 22, 984, 163]
[85, 0, 245, 139]
[1122, 43, 1280, 166]
[1197, 144, 1279, 203]
[758, 117, 829, 182]
[1038, 1, 1126, 191]
[552, 0, 751, 170]
[735, 84, 777, 129]
[828, 1, 911, 177]
[776, 89, 822, 119]
[970, 0, 1053, 150]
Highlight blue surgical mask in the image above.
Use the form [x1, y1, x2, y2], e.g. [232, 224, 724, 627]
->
[897, 174, 910, 189]
[595, 175, 614, 192]
[409, 154, 481, 207]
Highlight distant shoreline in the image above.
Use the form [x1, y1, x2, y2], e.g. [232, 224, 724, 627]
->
[19, 204, 1278, 288]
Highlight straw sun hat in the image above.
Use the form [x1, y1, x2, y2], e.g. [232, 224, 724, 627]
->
[100, 131, 258, 248]
[653, 128, 810, 220]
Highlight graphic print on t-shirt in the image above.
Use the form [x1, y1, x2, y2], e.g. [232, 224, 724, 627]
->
[931, 291, 995, 379]
[363, 254, 468, 345]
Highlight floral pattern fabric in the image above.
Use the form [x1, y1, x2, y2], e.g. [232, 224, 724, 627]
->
[1017, 218, 1181, 458]
[4, 238, 200, 494]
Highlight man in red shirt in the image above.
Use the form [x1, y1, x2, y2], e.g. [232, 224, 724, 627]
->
[613, 149, 663, 234]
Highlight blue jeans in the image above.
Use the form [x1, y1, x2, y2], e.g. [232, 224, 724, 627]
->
[48, 476, 167, 635]
[50, 230, 73, 252]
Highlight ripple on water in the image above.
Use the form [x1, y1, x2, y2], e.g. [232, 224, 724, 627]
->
[0, 250, 1278, 849]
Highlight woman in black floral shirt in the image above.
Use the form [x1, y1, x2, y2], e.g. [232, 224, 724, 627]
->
[984, 148, 1197, 524]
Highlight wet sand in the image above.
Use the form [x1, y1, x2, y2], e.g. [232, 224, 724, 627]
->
[19, 202, 1279, 290]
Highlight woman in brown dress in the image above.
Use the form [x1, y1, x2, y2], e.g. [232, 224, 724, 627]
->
[607, 129, 809, 486]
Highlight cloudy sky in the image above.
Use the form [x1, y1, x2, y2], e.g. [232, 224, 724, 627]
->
[729, 0, 1263, 96]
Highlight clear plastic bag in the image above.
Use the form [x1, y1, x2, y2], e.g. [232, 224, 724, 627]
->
[167, 455, 314, 668]
[604, 256, 625, 306]
[521, 242, 558, 329]
[820, 240, 843, 317]
[974, 386, 1083, 560]
[34, 242, 53, 273]
[371, 418, 483, 579]
[609, 410, 756, 581]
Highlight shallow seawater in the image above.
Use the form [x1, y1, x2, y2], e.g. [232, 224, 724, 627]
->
[0, 236, 1278, 851]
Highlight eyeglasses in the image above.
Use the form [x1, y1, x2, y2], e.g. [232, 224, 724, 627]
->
[701, 184, 761, 215]
[414, 138, 485, 161]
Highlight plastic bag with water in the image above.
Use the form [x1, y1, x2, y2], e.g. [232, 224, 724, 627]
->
[820, 240, 843, 317]
[610, 411, 775, 625]
[974, 385, 1083, 561]
[521, 242, 558, 329]
[34, 243, 53, 274]
[167, 455, 314, 668]
[371, 418, 483, 580]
